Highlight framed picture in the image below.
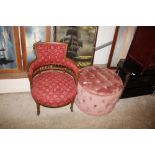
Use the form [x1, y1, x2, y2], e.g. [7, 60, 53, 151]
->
[54, 26, 98, 68]
[20, 26, 51, 70]
[108, 26, 137, 68]
[0, 26, 22, 73]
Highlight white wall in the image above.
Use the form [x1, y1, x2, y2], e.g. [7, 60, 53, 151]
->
[0, 26, 115, 94]
[94, 26, 115, 64]
[0, 78, 30, 93]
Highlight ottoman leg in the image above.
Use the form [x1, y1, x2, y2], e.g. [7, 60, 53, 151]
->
[36, 103, 40, 116]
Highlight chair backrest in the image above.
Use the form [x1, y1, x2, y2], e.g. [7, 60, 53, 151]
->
[33, 42, 68, 63]
[28, 42, 79, 85]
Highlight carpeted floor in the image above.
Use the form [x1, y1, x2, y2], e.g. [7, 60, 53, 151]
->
[0, 92, 155, 129]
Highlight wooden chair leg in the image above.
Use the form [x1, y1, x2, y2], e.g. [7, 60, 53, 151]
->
[70, 102, 74, 112]
[36, 103, 40, 116]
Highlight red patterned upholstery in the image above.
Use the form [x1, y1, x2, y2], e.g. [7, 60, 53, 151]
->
[29, 43, 79, 78]
[28, 42, 79, 109]
[37, 43, 67, 60]
[32, 72, 76, 107]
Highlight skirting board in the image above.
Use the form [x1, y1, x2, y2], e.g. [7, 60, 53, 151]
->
[0, 78, 30, 94]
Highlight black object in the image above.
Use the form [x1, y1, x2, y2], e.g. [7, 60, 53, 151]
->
[117, 26, 155, 98]
[126, 26, 155, 74]
[0, 58, 14, 65]
[0, 48, 14, 65]
[117, 59, 155, 98]
[60, 26, 83, 59]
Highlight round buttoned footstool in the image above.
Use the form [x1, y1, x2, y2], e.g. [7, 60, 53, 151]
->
[75, 66, 123, 116]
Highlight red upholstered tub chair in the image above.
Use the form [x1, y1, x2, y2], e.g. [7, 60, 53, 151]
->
[28, 42, 79, 115]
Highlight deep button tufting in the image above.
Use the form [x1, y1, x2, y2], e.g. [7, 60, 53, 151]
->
[79, 66, 123, 95]
[75, 66, 123, 116]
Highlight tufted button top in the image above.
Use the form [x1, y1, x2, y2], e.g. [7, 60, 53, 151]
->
[78, 66, 123, 96]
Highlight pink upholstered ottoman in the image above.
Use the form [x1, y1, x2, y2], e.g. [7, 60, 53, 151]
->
[75, 66, 123, 116]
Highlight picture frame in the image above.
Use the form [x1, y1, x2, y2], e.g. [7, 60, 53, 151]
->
[54, 26, 98, 68]
[107, 26, 137, 68]
[0, 26, 22, 73]
[20, 26, 51, 70]
[50, 26, 55, 42]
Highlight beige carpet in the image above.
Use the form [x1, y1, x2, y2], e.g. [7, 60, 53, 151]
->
[0, 92, 155, 129]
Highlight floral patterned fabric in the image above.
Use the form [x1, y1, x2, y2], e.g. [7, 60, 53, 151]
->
[36, 43, 67, 60]
[32, 71, 76, 106]
[28, 42, 78, 107]
[29, 43, 79, 77]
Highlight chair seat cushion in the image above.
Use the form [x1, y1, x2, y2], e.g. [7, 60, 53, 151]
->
[31, 71, 77, 107]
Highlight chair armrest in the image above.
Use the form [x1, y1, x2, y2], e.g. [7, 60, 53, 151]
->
[62, 58, 79, 77]
[28, 59, 46, 77]
[28, 59, 45, 86]
[28, 58, 79, 85]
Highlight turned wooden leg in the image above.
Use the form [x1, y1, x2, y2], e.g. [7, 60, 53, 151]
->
[70, 102, 74, 112]
[36, 103, 40, 116]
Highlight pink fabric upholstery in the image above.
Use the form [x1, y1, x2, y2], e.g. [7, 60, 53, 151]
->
[32, 71, 76, 107]
[75, 66, 123, 116]
[28, 42, 79, 107]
